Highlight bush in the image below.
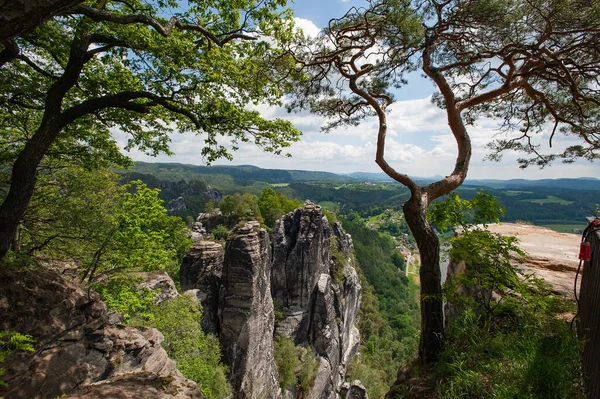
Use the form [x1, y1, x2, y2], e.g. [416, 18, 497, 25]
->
[94, 275, 156, 320]
[274, 336, 299, 392]
[298, 347, 319, 393]
[274, 336, 319, 394]
[330, 236, 345, 285]
[438, 295, 583, 399]
[130, 295, 231, 399]
[211, 225, 230, 241]
[0, 331, 35, 387]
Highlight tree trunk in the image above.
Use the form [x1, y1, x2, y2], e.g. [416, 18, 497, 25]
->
[0, 119, 62, 259]
[404, 194, 444, 365]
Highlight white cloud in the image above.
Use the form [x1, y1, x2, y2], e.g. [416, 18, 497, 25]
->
[293, 17, 321, 38]
[112, 92, 599, 180]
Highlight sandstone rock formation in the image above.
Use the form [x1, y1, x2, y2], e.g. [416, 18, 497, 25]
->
[180, 240, 224, 334]
[340, 381, 369, 399]
[484, 223, 580, 297]
[0, 267, 204, 399]
[136, 270, 180, 305]
[191, 212, 225, 241]
[271, 204, 361, 398]
[444, 223, 582, 320]
[167, 196, 187, 214]
[219, 221, 280, 399]
[181, 202, 362, 399]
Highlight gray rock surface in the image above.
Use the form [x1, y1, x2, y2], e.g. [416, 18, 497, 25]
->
[204, 185, 222, 203]
[167, 196, 187, 213]
[219, 221, 281, 399]
[180, 240, 224, 334]
[340, 381, 369, 399]
[179, 202, 363, 399]
[271, 203, 361, 398]
[136, 270, 180, 304]
[0, 268, 204, 399]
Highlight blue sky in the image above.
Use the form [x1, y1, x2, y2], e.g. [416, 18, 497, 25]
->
[117, 0, 600, 180]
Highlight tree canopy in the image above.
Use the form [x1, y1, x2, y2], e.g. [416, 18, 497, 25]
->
[0, 0, 303, 258]
[291, 0, 600, 364]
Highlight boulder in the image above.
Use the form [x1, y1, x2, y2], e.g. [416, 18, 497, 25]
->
[136, 270, 179, 305]
[0, 267, 204, 399]
[340, 381, 369, 399]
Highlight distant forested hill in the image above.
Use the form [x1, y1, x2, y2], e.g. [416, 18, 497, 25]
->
[131, 162, 351, 183]
[118, 162, 599, 227]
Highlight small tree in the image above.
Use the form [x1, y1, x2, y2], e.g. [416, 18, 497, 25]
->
[218, 193, 263, 223]
[18, 166, 191, 284]
[293, 0, 600, 364]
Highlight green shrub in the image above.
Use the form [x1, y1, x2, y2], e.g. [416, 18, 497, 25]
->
[438, 297, 583, 399]
[274, 336, 319, 394]
[211, 225, 230, 241]
[324, 210, 337, 226]
[330, 236, 345, 285]
[130, 295, 231, 399]
[274, 336, 299, 392]
[93, 275, 156, 320]
[298, 347, 319, 393]
[0, 331, 35, 387]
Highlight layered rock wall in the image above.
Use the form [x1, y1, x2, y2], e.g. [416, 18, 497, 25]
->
[219, 222, 280, 399]
[182, 202, 362, 399]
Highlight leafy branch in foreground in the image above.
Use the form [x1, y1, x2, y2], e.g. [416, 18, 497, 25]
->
[16, 167, 191, 285]
[0, 0, 304, 259]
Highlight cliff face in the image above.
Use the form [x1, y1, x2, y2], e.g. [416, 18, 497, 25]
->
[181, 202, 362, 399]
[219, 221, 280, 398]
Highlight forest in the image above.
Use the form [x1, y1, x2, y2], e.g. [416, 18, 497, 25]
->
[1, 0, 600, 398]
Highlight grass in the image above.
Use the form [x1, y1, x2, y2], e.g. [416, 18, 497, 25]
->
[436, 303, 583, 399]
[319, 201, 340, 211]
[505, 190, 533, 196]
[270, 183, 290, 187]
[537, 223, 586, 233]
[521, 195, 574, 205]
[408, 278, 420, 303]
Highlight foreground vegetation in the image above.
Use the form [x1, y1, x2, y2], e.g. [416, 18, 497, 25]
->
[388, 193, 584, 398]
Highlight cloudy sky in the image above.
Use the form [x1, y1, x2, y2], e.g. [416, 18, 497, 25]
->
[117, 0, 599, 180]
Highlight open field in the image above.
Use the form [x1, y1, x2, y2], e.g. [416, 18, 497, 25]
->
[318, 201, 340, 211]
[269, 183, 290, 187]
[522, 195, 574, 205]
[505, 190, 533, 196]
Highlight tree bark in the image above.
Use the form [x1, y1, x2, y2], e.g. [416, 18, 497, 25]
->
[0, 27, 90, 259]
[403, 193, 444, 365]
[0, 0, 83, 41]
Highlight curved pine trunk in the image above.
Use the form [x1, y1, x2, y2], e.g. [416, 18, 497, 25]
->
[404, 195, 444, 365]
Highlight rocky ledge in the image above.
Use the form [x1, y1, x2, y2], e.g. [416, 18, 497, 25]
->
[485, 223, 581, 297]
[0, 267, 204, 399]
